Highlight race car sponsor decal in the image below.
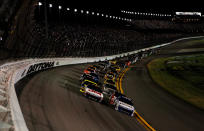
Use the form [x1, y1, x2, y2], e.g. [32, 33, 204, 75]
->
[88, 89, 101, 96]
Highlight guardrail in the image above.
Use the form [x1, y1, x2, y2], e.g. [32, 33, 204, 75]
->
[0, 36, 203, 131]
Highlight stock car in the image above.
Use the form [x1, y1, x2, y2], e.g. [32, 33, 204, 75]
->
[81, 79, 98, 89]
[80, 73, 99, 83]
[84, 67, 96, 74]
[114, 95, 135, 116]
[102, 83, 117, 95]
[89, 73, 99, 81]
[81, 84, 104, 102]
[80, 74, 99, 83]
[98, 63, 106, 71]
[104, 72, 116, 81]
[90, 65, 101, 72]
[109, 60, 117, 65]
[104, 79, 116, 86]
[111, 65, 120, 73]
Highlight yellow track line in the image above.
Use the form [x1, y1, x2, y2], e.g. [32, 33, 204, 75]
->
[119, 68, 129, 94]
[134, 111, 156, 131]
[118, 67, 156, 131]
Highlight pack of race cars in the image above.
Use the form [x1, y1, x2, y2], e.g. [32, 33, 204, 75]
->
[79, 59, 135, 117]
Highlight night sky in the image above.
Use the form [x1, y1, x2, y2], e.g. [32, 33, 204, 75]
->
[38, 0, 204, 14]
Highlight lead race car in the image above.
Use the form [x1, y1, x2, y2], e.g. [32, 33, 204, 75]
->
[110, 93, 135, 116]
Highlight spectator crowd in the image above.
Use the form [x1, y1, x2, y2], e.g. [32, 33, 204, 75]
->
[29, 20, 192, 57]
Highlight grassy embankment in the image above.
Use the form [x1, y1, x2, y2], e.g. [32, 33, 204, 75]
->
[148, 54, 204, 110]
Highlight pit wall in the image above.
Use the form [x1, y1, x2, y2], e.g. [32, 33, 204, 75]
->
[0, 36, 203, 131]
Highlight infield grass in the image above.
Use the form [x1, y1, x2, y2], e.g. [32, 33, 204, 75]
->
[147, 54, 204, 110]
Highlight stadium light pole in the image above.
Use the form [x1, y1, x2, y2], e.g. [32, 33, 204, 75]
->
[38, 2, 42, 16]
[48, 4, 52, 17]
[44, 0, 48, 39]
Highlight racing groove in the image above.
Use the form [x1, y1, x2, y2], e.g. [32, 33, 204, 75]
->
[18, 64, 146, 131]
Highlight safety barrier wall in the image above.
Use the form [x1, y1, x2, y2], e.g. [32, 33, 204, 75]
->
[0, 36, 203, 131]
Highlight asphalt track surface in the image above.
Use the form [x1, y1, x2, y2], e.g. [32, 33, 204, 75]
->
[17, 38, 204, 131]
[17, 64, 146, 131]
[123, 39, 204, 131]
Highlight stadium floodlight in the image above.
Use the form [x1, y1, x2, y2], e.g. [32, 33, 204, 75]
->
[67, 8, 70, 11]
[92, 12, 94, 15]
[59, 6, 62, 10]
[38, 2, 42, 6]
[86, 11, 89, 14]
[49, 4, 52, 8]
[74, 9, 77, 12]
[97, 13, 99, 16]
[81, 10, 84, 13]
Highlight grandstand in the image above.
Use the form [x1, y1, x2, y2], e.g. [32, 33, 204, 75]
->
[0, 1, 204, 59]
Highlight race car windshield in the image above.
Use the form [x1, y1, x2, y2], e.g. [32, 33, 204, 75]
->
[119, 97, 133, 106]
[88, 85, 102, 93]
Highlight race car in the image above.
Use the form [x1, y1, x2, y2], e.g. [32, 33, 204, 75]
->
[110, 65, 120, 73]
[88, 66, 97, 70]
[104, 72, 116, 81]
[84, 67, 96, 74]
[109, 60, 117, 65]
[109, 91, 122, 105]
[89, 73, 99, 81]
[90, 65, 101, 72]
[104, 79, 116, 86]
[80, 74, 99, 83]
[102, 83, 117, 95]
[114, 95, 135, 116]
[80, 73, 99, 83]
[81, 79, 98, 89]
[81, 84, 103, 102]
[98, 63, 106, 71]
